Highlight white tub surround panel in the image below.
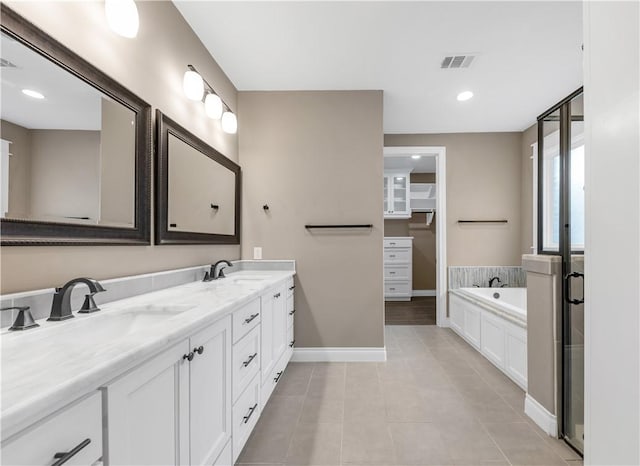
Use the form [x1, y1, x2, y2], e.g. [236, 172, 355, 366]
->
[449, 288, 527, 390]
[0, 263, 295, 464]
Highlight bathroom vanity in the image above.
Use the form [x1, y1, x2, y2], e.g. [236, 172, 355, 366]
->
[0, 266, 295, 465]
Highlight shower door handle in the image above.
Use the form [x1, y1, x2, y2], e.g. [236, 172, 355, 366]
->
[564, 271, 584, 305]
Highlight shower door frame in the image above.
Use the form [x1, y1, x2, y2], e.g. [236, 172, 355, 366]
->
[536, 87, 585, 456]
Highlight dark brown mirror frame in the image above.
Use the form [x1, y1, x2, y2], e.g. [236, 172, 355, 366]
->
[0, 5, 152, 246]
[155, 110, 241, 245]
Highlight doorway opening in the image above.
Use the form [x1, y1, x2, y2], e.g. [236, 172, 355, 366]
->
[383, 146, 447, 327]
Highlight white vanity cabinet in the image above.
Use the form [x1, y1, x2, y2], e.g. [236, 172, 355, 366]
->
[384, 171, 411, 218]
[104, 316, 232, 466]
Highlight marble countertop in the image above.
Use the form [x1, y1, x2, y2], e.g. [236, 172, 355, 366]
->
[1, 269, 295, 441]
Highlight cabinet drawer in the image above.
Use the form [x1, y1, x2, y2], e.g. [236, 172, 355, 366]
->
[383, 248, 411, 263]
[286, 323, 295, 361]
[384, 281, 411, 296]
[286, 300, 295, 329]
[2, 392, 102, 466]
[286, 277, 295, 298]
[384, 238, 412, 248]
[232, 298, 261, 343]
[232, 326, 261, 402]
[232, 374, 261, 462]
[384, 265, 410, 280]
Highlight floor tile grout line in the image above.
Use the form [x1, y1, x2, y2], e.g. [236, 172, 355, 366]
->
[478, 419, 515, 466]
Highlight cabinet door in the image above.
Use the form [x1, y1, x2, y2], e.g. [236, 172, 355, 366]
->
[383, 175, 389, 213]
[272, 285, 287, 364]
[391, 174, 408, 214]
[260, 291, 275, 385]
[189, 316, 232, 466]
[105, 341, 190, 466]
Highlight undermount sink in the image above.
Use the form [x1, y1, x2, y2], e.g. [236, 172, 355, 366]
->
[227, 275, 269, 285]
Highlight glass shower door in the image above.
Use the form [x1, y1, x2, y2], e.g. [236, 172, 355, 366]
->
[562, 92, 585, 453]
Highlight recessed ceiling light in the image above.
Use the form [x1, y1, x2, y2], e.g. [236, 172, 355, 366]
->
[22, 89, 44, 99]
[396, 177, 404, 180]
[411, 155, 421, 160]
[457, 91, 473, 102]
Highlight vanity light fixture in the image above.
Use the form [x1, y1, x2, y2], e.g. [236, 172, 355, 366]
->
[411, 154, 421, 159]
[105, 0, 139, 39]
[183, 68, 204, 101]
[457, 90, 474, 102]
[22, 89, 44, 99]
[221, 111, 237, 134]
[184, 65, 237, 134]
[204, 93, 223, 119]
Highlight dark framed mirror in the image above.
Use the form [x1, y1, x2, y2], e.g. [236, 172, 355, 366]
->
[0, 5, 151, 246]
[155, 110, 240, 245]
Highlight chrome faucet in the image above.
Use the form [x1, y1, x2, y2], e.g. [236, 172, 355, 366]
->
[203, 260, 233, 282]
[48, 278, 106, 321]
[488, 276, 502, 288]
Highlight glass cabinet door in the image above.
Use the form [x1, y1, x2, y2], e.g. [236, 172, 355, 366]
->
[392, 175, 407, 214]
[383, 176, 389, 213]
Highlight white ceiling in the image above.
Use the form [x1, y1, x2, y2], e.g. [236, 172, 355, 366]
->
[1, 32, 102, 130]
[175, 1, 583, 134]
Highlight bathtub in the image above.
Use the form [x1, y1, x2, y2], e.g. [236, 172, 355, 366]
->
[449, 287, 528, 390]
[459, 287, 527, 322]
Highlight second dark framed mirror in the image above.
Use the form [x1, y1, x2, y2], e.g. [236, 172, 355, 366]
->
[155, 110, 241, 245]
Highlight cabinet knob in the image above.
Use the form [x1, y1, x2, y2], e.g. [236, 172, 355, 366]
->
[194, 346, 204, 355]
[288, 285, 296, 291]
[52, 438, 91, 466]
[183, 352, 194, 362]
[274, 292, 281, 299]
[289, 309, 296, 316]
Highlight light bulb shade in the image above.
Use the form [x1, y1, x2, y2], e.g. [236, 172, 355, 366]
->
[204, 93, 223, 119]
[183, 70, 204, 101]
[221, 111, 237, 134]
[105, 0, 139, 38]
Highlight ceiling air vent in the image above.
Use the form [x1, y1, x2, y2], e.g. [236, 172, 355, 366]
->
[0, 58, 17, 68]
[440, 55, 475, 69]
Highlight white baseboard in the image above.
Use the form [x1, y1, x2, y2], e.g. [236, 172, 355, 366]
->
[291, 347, 387, 362]
[525, 393, 558, 437]
[412, 289, 436, 297]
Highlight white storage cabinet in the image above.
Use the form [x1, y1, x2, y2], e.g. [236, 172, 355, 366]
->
[384, 237, 413, 301]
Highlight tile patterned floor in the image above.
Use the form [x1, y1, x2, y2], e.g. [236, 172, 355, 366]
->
[237, 325, 583, 466]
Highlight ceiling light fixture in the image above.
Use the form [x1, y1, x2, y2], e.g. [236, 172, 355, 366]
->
[457, 91, 474, 102]
[22, 89, 44, 99]
[184, 65, 237, 134]
[105, 0, 139, 39]
[411, 155, 421, 160]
